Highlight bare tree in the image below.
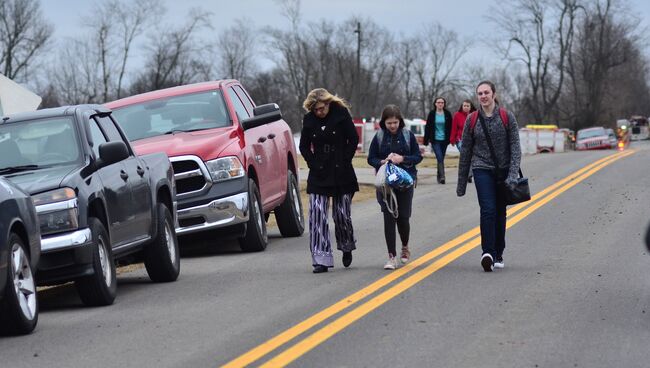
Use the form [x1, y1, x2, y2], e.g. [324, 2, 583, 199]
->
[0, 0, 52, 81]
[132, 8, 212, 93]
[112, 0, 165, 98]
[397, 38, 418, 117]
[216, 18, 258, 83]
[413, 23, 470, 117]
[565, 0, 639, 129]
[498, 0, 581, 124]
[49, 38, 103, 104]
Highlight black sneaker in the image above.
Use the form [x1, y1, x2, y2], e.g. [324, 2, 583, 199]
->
[494, 257, 504, 269]
[342, 251, 352, 267]
[481, 253, 493, 272]
[313, 265, 328, 273]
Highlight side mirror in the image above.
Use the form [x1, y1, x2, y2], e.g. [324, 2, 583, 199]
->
[240, 103, 282, 131]
[97, 141, 129, 168]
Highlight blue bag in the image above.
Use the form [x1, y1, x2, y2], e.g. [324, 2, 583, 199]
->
[385, 162, 413, 190]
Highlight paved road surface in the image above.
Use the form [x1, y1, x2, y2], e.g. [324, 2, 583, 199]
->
[1, 142, 649, 368]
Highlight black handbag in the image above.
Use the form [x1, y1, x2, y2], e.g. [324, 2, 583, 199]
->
[477, 113, 531, 205]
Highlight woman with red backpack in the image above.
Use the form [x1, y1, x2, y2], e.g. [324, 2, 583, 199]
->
[456, 81, 522, 272]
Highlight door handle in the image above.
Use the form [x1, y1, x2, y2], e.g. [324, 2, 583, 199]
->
[258, 136, 267, 143]
[120, 170, 129, 181]
[267, 133, 276, 139]
[136, 166, 145, 176]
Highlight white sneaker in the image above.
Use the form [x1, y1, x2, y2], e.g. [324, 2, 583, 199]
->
[384, 255, 398, 270]
[481, 253, 493, 272]
[494, 257, 504, 269]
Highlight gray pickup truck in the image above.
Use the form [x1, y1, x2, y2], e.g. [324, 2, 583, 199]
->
[0, 105, 179, 306]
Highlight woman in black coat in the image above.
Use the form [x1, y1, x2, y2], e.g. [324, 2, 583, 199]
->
[423, 97, 453, 184]
[299, 88, 359, 273]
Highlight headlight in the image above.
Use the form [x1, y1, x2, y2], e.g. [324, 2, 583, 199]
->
[33, 188, 79, 236]
[205, 156, 245, 182]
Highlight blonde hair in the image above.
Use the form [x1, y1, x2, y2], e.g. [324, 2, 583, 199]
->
[302, 88, 351, 112]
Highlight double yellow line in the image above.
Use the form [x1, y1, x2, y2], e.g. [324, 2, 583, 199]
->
[223, 150, 635, 368]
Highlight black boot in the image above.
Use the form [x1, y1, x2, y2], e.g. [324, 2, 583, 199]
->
[436, 162, 442, 184]
[313, 265, 328, 273]
[342, 251, 352, 267]
[437, 162, 445, 184]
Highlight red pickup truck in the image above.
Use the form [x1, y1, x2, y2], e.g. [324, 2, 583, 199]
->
[106, 80, 304, 251]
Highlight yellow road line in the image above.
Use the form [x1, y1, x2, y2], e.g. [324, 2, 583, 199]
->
[222, 150, 632, 368]
[258, 150, 634, 367]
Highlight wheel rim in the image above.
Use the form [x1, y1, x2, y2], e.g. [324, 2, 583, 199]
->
[164, 220, 177, 265]
[11, 243, 36, 321]
[253, 195, 263, 234]
[97, 237, 112, 288]
[291, 180, 302, 224]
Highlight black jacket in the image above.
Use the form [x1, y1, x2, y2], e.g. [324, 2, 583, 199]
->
[299, 103, 359, 196]
[423, 108, 453, 145]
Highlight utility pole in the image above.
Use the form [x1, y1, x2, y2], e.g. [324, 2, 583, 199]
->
[354, 22, 361, 119]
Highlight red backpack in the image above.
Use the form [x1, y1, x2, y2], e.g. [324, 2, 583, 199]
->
[469, 107, 509, 132]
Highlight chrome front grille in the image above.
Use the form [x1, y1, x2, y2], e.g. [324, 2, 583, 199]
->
[170, 155, 212, 199]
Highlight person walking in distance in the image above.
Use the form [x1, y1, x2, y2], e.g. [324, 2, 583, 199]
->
[456, 81, 521, 272]
[424, 97, 453, 184]
[368, 105, 422, 270]
[451, 99, 477, 182]
[299, 88, 359, 273]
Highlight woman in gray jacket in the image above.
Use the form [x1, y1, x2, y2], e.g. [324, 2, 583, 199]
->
[456, 81, 521, 272]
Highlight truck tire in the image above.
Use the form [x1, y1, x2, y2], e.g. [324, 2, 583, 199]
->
[0, 233, 38, 335]
[275, 171, 304, 237]
[144, 203, 180, 282]
[75, 218, 117, 306]
[239, 179, 268, 252]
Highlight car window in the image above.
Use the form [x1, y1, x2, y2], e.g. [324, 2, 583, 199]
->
[87, 118, 108, 158]
[577, 129, 606, 139]
[95, 115, 127, 144]
[0, 117, 81, 169]
[112, 90, 231, 141]
[234, 86, 256, 116]
[227, 87, 251, 120]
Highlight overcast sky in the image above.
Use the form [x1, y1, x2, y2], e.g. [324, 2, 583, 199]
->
[40, 0, 650, 70]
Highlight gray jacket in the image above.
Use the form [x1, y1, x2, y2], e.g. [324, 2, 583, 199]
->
[456, 105, 521, 196]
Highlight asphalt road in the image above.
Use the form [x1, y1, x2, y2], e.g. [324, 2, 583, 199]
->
[1, 142, 649, 368]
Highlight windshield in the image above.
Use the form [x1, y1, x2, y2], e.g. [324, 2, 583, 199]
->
[577, 128, 606, 140]
[0, 117, 81, 172]
[112, 90, 231, 141]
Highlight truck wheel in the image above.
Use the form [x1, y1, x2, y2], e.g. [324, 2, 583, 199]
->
[0, 233, 38, 335]
[275, 171, 304, 237]
[75, 218, 117, 306]
[239, 179, 268, 252]
[144, 203, 180, 282]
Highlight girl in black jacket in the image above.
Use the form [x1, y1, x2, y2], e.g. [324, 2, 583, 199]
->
[299, 88, 359, 273]
[424, 97, 453, 184]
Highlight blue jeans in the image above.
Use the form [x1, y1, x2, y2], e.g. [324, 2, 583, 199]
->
[431, 140, 448, 164]
[473, 168, 508, 259]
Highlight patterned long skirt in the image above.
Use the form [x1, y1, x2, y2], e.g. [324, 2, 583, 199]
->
[308, 193, 356, 267]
